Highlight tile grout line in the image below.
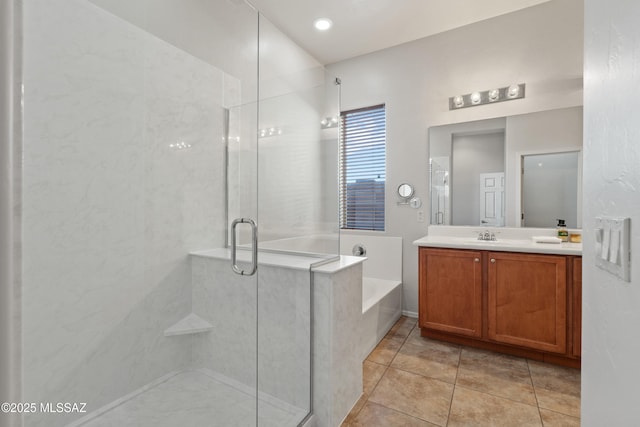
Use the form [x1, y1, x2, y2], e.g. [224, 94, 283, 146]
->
[351, 318, 417, 424]
[445, 344, 463, 426]
[375, 326, 462, 425]
[527, 359, 583, 419]
[452, 384, 542, 410]
[526, 359, 545, 426]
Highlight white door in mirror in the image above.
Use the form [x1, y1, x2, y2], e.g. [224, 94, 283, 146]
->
[479, 172, 504, 226]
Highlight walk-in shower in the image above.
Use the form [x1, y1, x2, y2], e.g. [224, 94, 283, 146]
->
[4, 0, 341, 426]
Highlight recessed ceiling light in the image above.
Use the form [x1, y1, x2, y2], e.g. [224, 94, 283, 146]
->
[313, 18, 333, 31]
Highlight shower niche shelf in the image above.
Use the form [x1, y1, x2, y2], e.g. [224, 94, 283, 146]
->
[164, 313, 213, 337]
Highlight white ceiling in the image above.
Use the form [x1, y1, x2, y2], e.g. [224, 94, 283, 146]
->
[250, 0, 552, 64]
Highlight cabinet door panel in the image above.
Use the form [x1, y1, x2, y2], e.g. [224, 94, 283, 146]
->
[419, 248, 482, 337]
[488, 252, 566, 353]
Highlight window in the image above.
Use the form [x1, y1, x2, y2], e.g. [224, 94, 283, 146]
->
[340, 104, 386, 231]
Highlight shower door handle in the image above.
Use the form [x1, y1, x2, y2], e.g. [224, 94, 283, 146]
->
[230, 218, 258, 276]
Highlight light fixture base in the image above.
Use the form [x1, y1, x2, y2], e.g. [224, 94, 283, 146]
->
[449, 83, 525, 110]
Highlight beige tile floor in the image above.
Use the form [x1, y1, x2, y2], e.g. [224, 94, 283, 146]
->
[342, 317, 581, 427]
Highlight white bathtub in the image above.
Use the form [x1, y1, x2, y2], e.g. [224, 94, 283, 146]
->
[340, 234, 403, 360]
[361, 277, 402, 358]
[256, 234, 339, 256]
[257, 233, 404, 360]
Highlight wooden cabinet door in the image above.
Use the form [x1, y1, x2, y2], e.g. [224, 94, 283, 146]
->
[573, 257, 582, 357]
[487, 252, 567, 353]
[419, 248, 483, 337]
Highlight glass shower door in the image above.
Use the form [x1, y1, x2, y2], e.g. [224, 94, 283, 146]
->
[20, 0, 335, 425]
[21, 0, 262, 426]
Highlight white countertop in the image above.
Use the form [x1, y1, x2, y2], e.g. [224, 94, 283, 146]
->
[413, 235, 582, 255]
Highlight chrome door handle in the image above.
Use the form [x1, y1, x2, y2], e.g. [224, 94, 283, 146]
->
[230, 218, 258, 276]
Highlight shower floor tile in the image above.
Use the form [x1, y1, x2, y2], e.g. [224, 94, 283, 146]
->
[80, 370, 305, 427]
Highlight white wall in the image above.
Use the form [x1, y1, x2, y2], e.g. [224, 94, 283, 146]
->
[327, 0, 583, 315]
[451, 132, 504, 226]
[583, 0, 640, 424]
[522, 152, 580, 228]
[506, 107, 583, 227]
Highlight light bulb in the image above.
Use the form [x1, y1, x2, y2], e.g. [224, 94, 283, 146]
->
[453, 96, 464, 108]
[507, 84, 520, 98]
[470, 92, 482, 104]
[488, 89, 500, 101]
[313, 18, 333, 31]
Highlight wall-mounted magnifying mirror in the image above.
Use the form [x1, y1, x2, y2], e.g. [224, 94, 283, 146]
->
[397, 183, 422, 208]
[398, 183, 414, 199]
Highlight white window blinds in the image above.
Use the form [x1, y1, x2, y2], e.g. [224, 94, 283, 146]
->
[340, 104, 386, 231]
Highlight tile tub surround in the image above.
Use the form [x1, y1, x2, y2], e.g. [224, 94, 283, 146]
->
[343, 316, 581, 427]
[191, 249, 366, 427]
[314, 261, 365, 427]
[414, 225, 582, 255]
[339, 234, 404, 360]
[190, 252, 313, 411]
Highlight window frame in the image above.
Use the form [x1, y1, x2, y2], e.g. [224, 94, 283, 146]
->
[339, 104, 387, 232]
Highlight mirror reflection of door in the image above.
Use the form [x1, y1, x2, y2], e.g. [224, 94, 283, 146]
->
[451, 131, 505, 226]
[480, 173, 505, 226]
[521, 151, 580, 228]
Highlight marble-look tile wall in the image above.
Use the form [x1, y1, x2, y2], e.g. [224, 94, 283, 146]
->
[230, 17, 339, 247]
[22, 0, 230, 425]
[191, 256, 257, 389]
[191, 255, 312, 411]
[313, 263, 365, 427]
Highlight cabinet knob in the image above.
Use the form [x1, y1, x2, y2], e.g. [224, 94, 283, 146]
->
[474, 258, 480, 262]
[490, 258, 496, 263]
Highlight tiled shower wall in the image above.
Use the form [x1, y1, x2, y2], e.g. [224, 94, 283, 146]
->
[22, 0, 228, 424]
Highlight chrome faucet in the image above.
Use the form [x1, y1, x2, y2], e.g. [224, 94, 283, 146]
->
[477, 230, 497, 241]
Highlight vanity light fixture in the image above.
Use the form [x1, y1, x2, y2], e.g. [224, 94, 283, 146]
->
[507, 84, 521, 98]
[449, 83, 525, 110]
[452, 95, 464, 108]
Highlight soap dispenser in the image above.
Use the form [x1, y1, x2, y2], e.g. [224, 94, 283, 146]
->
[556, 219, 568, 242]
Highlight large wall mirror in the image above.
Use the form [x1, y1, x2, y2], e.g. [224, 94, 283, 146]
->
[429, 106, 583, 228]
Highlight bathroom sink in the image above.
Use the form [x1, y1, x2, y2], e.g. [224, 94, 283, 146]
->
[460, 238, 529, 246]
[462, 239, 503, 244]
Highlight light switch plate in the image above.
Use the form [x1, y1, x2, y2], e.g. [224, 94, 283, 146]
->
[595, 216, 631, 282]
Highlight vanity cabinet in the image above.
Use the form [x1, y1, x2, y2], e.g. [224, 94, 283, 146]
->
[418, 248, 482, 338]
[572, 257, 582, 357]
[418, 247, 581, 367]
[487, 252, 566, 354]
